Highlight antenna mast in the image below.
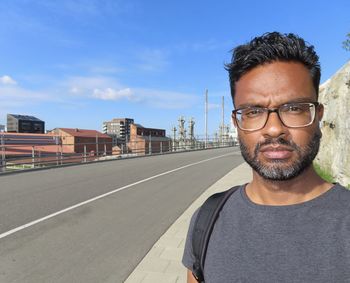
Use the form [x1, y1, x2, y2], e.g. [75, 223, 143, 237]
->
[205, 89, 208, 147]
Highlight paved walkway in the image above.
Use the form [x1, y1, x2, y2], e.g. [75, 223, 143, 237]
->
[125, 162, 252, 283]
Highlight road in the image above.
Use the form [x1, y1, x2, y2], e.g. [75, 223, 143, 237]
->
[0, 147, 243, 283]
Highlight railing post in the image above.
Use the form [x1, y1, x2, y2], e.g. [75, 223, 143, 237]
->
[104, 144, 107, 156]
[1, 133, 5, 173]
[84, 145, 87, 163]
[38, 150, 41, 167]
[160, 141, 163, 154]
[56, 136, 59, 166]
[32, 146, 35, 168]
[60, 144, 63, 165]
[96, 135, 99, 158]
[149, 135, 152, 155]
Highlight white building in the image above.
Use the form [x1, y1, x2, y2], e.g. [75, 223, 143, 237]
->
[228, 121, 238, 144]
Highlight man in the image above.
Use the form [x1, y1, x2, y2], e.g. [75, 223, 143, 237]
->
[182, 32, 350, 282]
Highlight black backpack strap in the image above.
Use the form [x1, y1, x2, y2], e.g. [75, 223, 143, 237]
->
[191, 186, 240, 282]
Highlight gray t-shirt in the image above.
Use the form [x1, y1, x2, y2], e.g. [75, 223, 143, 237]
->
[182, 184, 350, 283]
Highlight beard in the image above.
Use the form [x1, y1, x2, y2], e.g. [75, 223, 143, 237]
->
[239, 131, 321, 181]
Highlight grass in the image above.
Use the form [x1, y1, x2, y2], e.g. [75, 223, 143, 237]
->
[313, 164, 350, 189]
[313, 163, 335, 183]
[313, 163, 350, 189]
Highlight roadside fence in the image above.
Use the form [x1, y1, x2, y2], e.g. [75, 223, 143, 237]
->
[0, 135, 238, 174]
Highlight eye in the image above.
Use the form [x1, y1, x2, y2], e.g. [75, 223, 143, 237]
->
[282, 104, 306, 113]
[242, 108, 264, 118]
[289, 106, 302, 112]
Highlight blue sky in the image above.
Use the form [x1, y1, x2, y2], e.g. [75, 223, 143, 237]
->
[0, 0, 349, 137]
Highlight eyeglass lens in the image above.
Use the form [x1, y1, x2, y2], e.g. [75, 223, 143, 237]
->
[235, 103, 316, 131]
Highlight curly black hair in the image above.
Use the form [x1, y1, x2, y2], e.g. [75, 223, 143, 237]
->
[225, 32, 321, 105]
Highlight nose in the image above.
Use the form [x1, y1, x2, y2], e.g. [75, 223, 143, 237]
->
[261, 112, 287, 138]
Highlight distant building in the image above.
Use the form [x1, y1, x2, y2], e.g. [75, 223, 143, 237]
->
[229, 122, 238, 145]
[127, 124, 171, 155]
[102, 118, 134, 146]
[7, 114, 45, 133]
[49, 128, 112, 155]
[0, 124, 5, 132]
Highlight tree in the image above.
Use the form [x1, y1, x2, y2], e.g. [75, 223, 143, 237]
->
[343, 33, 350, 51]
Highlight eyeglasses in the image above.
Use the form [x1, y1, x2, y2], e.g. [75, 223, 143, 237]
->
[232, 102, 320, 131]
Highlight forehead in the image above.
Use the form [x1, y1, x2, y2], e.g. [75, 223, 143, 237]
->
[234, 61, 317, 108]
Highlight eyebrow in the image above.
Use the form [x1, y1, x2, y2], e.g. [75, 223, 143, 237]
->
[235, 97, 316, 109]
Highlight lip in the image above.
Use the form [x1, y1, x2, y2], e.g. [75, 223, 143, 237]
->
[260, 145, 293, 159]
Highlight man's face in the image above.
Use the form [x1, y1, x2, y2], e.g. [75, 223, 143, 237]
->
[233, 61, 324, 181]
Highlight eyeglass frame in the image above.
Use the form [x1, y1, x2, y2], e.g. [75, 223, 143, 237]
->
[231, 101, 320, 132]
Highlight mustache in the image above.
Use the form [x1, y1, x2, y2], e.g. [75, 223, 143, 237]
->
[255, 137, 299, 153]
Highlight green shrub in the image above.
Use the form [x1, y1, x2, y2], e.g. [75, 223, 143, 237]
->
[313, 163, 335, 183]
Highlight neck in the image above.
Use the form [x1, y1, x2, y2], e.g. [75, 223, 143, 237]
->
[246, 165, 333, 206]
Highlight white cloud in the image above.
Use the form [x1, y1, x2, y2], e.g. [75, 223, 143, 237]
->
[0, 74, 199, 114]
[65, 75, 134, 101]
[133, 88, 198, 109]
[93, 87, 132, 100]
[65, 76, 198, 108]
[66, 76, 120, 91]
[66, 76, 133, 101]
[70, 87, 80, 94]
[0, 75, 17, 85]
[0, 84, 64, 118]
[0, 85, 58, 102]
[137, 49, 169, 72]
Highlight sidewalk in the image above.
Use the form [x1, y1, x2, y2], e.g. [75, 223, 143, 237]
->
[125, 162, 252, 283]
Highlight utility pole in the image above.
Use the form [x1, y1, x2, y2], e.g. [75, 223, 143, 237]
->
[188, 117, 195, 148]
[221, 96, 225, 145]
[178, 116, 185, 149]
[205, 89, 208, 148]
[172, 126, 177, 151]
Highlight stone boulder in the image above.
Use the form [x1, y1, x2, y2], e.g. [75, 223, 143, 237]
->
[316, 61, 350, 187]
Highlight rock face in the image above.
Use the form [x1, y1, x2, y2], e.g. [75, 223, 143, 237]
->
[316, 61, 350, 187]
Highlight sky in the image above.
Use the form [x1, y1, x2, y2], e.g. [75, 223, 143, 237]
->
[0, 0, 349, 137]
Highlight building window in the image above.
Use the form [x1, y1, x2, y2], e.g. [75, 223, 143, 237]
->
[21, 122, 31, 131]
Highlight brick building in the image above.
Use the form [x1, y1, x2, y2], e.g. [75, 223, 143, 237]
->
[127, 124, 171, 155]
[49, 128, 112, 156]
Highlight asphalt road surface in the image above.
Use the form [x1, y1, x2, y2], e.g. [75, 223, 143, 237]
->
[0, 147, 244, 283]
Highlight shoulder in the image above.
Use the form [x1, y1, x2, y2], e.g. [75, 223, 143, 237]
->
[335, 183, 350, 192]
[182, 186, 243, 270]
[188, 185, 243, 231]
[322, 183, 350, 212]
[187, 186, 243, 239]
[333, 183, 350, 198]
[334, 183, 350, 201]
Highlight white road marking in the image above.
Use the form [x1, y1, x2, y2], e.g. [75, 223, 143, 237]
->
[0, 152, 234, 240]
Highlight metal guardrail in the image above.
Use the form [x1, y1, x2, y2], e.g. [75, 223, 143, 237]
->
[0, 137, 238, 174]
